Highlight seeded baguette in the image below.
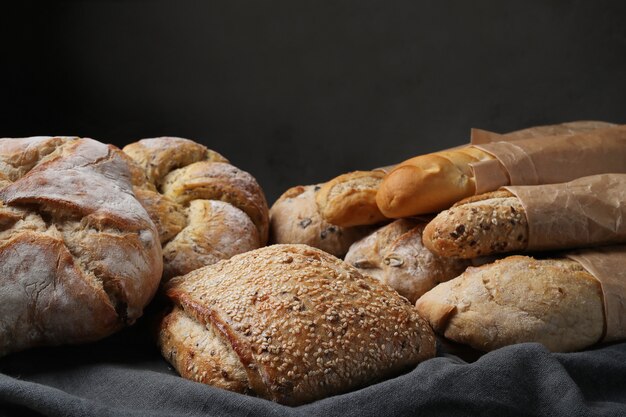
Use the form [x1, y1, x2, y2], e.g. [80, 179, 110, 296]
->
[316, 170, 388, 227]
[159, 244, 436, 405]
[423, 190, 528, 259]
[416, 255, 604, 352]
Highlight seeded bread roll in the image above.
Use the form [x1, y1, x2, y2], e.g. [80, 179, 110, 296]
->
[0, 137, 162, 356]
[345, 219, 470, 303]
[316, 170, 388, 227]
[416, 256, 604, 352]
[423, 190, 528, 258]
[159, 244, 436, 405]
[123, 137, 269, 280]
[269, 184, 373, 257]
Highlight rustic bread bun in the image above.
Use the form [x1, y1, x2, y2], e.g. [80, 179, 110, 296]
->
[416, 255, 604, 352]
[423, 190, 528, 258]
[0, 137, 162, 357]
[123, 137, 269, 279]
[345, 219, 470, 303]
[159, 244, 435, 405]
[316, 170, 388, 227]
[269, 184, 373, 257]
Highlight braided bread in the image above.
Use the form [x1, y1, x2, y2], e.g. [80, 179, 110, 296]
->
[0, 137, 162, 356]
[123, 137, 269, 280]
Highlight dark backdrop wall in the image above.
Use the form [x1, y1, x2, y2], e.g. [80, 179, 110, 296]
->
[2, 1, 626, 202]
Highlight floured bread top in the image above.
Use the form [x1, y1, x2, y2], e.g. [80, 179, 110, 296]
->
[0, 137, 162, 356]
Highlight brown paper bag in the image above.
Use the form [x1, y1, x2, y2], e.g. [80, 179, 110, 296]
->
[566, 245, 626, 342]
[470, 125, 626, 194]
[503, 173, 626, 251]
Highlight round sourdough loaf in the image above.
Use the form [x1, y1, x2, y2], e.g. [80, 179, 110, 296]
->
[159, 244, 435, 405]
[0, 137, 162, 356]
[123, 137, 269, 280]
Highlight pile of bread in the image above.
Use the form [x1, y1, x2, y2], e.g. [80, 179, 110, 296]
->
[1, 121, 625, 405]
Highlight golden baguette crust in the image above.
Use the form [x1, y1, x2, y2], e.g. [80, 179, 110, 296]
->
[377, 121, 614, 218]
[0, 137, 162, 356]
[123, 137, 268, 280]
[316, 171, 388, 227]
[161, 244, 436, 405]
[423, 190, 528, 258]
[376, 148, 494, 218]
[416, 256, 604, 352]
[269, 184, 373, 257]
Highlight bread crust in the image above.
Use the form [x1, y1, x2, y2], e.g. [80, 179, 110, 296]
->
[160, 244, 435, 405]
[0, 137, 162, 356]
[123, 138, 268, 280]
[269, 184, 373, 257]
[346, 220, 470, 302]
[423, 190, 528, 258]
[416, 256, 604, 352]
[316, 171, 388, 227]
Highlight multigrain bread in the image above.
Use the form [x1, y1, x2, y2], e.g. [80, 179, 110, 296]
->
[423, 190, 528, 258]
[123, 137, 268, 279]
[316, 170, 388, 227]
[269, 184, 373, 257]
[345, 219, 471, 303]
[159, 244, 436, 405]
[377, 120, 615, 218]
[0, 137, 162, 357]
[415, 255, 604, 352]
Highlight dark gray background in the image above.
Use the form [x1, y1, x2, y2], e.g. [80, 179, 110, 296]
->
[2, 1, 626, 202]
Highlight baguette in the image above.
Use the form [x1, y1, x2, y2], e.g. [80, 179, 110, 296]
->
[423, 190, 528, 258]
[415, 255, 604, 352]
[316, 170, 388, 227]
[159, 244, 435, 405]
[377, 120, 615, 218]
[376, 147, 494, 217]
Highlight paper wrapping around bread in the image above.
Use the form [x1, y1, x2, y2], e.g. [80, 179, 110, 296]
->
[469, 125, 626, 194]
[565, 245, 626, 343]
[501, 174, 626, 251]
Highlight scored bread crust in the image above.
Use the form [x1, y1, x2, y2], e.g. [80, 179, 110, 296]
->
[346, 219, 470, 303]
[416, 255, 605, 352]
[423, 190, 528, 258]
[123, 137, 269, 279]
[0, 137, 162, 356]
[160, 244, 436, 405]
[316, 171, 388, 227]
[269, 184, 373, 257]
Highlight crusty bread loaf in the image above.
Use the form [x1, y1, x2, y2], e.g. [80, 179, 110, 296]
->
[0, 137, 162, 356]
[416, 255, 604, 352]
[159, 244, 436, 405]
[123, 137, 269, 280]
[423, 190, 528, 258]
[376, 148, 495, 218]
[269, 184, 373, 257]
[345, 219, 470, 303]
[377, 121, 614, 218]
[316, 170, 388, 227]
